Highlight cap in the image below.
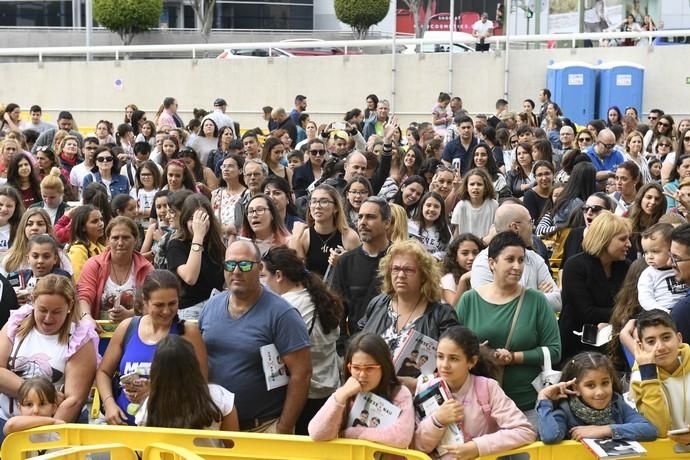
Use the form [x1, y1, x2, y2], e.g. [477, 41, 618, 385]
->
[213, 98, 227, 107]
[58, 111, 73, 120]
[481, 12, 489, 18]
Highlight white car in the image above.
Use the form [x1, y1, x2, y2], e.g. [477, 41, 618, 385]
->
[402, 31, 476, 54]
[218, 39, 351, 59]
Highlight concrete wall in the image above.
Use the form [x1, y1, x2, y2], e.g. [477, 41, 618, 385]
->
[0, 45, 688, 130]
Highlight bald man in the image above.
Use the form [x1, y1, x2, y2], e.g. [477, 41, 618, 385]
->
[470, 204, 562, 312]
[585, 128, 625, 181]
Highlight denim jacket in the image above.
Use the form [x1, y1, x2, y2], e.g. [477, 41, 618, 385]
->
[83, 172, 130, 197]
[536, 393, 657, 444]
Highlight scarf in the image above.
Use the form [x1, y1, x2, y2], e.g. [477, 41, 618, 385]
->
[568, 395, 615, 426]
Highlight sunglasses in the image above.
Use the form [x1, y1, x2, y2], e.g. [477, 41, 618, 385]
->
[578, 137, 592, 143]
[96, 156, 114, 163]
[657, 122, 671, 128]
[309, 149, 326, 156]
[583, 204, 605, 213]
[223, 260, 258, 273]
[658, 143, 672, 148]
[684, 137, 690, 142]
[599, 142, 616, 150]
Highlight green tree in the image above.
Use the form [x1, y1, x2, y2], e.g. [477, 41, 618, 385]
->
[334, 0, 389, 39]
[93, 0, 163, 45]
[191, 0, 217, 43]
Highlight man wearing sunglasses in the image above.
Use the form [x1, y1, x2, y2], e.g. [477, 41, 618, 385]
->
[585, 128, 625, 182]
[199, 240, 312, 435]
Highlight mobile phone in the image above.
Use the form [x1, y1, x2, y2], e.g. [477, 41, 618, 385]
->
[451, 158, 461, 171]
[119, 372, 139, 385]
[581, 324, 598, 345]
[333, 121, 347, 130]
[669, 428, 690, 436]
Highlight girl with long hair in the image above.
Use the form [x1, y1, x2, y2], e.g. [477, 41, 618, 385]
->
[206, 125, 235, 171]
[0, 185, 24, 258]
[523, 160, 555, 222]
[137, 335, 238, 440]
[167, 195, 225, 319]
[450, 169, 498, 239]
[344, 177, 373, 230]
[66, 205, 105, 282]
[506, 142, 534, 198]
[291, 184, 359, 277]
[156, 134, 180, 169]
[262, 176, 303, 233]
[441, 233, 484, 306]
[627, 183, 665, 255]
[262, 246, 343, 434]
[178, 147, 219, 192]
[612, 161, 642, 215]
[262, 137, 293, 189]
[470, 143, 508, 198]
[130, 160, 161, 223]
[408, 191, 451, 260]
[211, 154, 246, 239]
[190, 118, 219, 167]
[308, 332, 415, 449]
[239, 194, 291, 257]
[391, 175, 427, 218]
[413, 326, 536, 459]
[161, 159, 197, 193]
[115, 123, 134, 158]
[7, 153, 41, 208]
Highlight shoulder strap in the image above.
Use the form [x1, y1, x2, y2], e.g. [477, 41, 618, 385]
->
[122, 316, 141, 353]
[126, 163, 135, 186]
[504, 288, 525, 350]
[473, 376, 492, 418]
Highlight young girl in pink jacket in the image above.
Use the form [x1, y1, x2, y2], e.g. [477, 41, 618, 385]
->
[308, 332, 415, 450]
[414, 326, 536, 459]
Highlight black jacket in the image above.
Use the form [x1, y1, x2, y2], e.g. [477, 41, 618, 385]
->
[293, 161, 316, 199]
[358, 293, 459, 341]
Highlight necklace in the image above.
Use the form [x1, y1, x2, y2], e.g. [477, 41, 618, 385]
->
[393, 294, 424, 333]
[110, 262, 130, 286]
[314, 229, 337, 254]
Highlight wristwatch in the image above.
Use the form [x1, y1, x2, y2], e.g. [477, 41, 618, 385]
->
[191, 243, 203, 252]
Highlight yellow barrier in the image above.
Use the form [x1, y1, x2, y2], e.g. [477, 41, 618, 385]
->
[2, 424, 432, 460]
[144, 443, 206, 460]
[478, 440, 690, 460]
[30, 443, 137, 459]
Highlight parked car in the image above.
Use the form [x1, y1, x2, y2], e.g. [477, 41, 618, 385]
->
[218, 39, 356, 59]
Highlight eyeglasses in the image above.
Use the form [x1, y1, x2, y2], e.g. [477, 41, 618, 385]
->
[310, 199, 334, 208]
[348, 190, 369, 196]
[648, 116, 658, 121]
[223, 260, 259, 273]
[658, 143, 672, 148]
[309, 149, 326, 156]
[583, 204, 605, 213]
[391, 265, 417, 276]
[670, 253, 690, 268]
[684, 137, 690, 142]
[97, 156, 114, 163]
[247, 207, 268, 216]
[140, 173, 152, 177]
[599, 142, 616, 150]
[578, 137, 592, 143]
[347, 363, 381, 374]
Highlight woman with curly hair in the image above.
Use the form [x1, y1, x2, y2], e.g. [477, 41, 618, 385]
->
[441, 233, 484, 306]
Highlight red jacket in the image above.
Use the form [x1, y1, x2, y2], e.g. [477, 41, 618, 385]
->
[77, 249, 153, 319]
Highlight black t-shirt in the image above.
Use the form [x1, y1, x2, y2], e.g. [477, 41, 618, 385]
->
[167, 239, 225, 308]
[523, 189, 549, 222]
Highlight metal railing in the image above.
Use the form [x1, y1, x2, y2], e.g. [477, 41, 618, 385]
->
[0, 29, 687, 62]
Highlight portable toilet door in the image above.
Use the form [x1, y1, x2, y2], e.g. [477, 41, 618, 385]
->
[596, 62, 644, 121]
[546, 61, 597, 126]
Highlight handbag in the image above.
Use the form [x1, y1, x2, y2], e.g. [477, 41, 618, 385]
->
[531, 346, 562, 392]
[481, 288, 525, 386]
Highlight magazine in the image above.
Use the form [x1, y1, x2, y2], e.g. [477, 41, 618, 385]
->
[414, 380, 464, 455]
[581, 438, 646, 459]
[259, 343, 288, 391]
[346, 392, 401, 429]
[393, 330, 438, 378]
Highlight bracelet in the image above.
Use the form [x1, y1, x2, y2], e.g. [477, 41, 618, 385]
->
[102, 394, 114, 403]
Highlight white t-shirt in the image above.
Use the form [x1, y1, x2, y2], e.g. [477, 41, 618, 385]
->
[408, 221, 448, 260]
[638, 266, 688, 312]
[136, 383, 235, 447]
[472, 20, 493, 39]
[100, 269, 135, 320]
[131, 188, 158, 215]
[441, 272, 457, 293]
[451, 199, 498, 239]
[0, 223, 10, 256]
[70, 164, 93, 199]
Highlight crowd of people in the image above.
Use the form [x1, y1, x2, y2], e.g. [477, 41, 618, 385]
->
[0, 91, 689, 459]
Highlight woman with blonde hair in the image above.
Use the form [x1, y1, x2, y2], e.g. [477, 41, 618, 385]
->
[0, 275, 98, 440]
[0, 138, 21, 181]
[559, 211, 631, 361]
[31, 168, 69, 224]
[623, 131, 651, 184]
[291, 184, 359, 277]
[388, 203, 409, 243]
[56, 135, 81, 177]
[359, 239, 458, 350]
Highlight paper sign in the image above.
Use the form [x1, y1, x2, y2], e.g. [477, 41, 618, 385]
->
[615, 74, 632, 86]
[568, 73, 584, 85]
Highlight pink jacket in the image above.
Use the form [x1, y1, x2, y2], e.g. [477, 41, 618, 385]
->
[77, 249, 154, 319]
[157, 110, 176, 130]
[413, 375, 536, 459]
[308, 385, 415, 450]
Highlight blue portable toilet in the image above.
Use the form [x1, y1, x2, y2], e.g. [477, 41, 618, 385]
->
[546, 61, 596, 126]
[597, 62, 644, 121]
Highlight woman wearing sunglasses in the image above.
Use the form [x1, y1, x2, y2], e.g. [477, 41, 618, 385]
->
[82, 146, 130, 198]
[167, 194, 225, 320]
[309, 332, 415, 449]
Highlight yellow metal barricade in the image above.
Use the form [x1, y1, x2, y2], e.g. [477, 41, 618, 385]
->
[144, 443, 206, 460]
[2, 424, 432, 460]
[478, 439, 690, 460]
[30, 443, 137, 459]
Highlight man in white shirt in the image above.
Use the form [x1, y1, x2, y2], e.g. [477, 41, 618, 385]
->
[207, 98, 236, 131]
[472, 13, 493, 51]
[70, 136, 99, 200]
[470, 203, 562, 312]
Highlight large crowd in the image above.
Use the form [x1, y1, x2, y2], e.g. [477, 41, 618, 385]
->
[0, 91, 689, 459]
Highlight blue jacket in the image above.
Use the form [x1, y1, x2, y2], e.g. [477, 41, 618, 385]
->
[536, 394, 657, 444]
[585, 144, 625, 172]
[82, 171, 130, 197]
